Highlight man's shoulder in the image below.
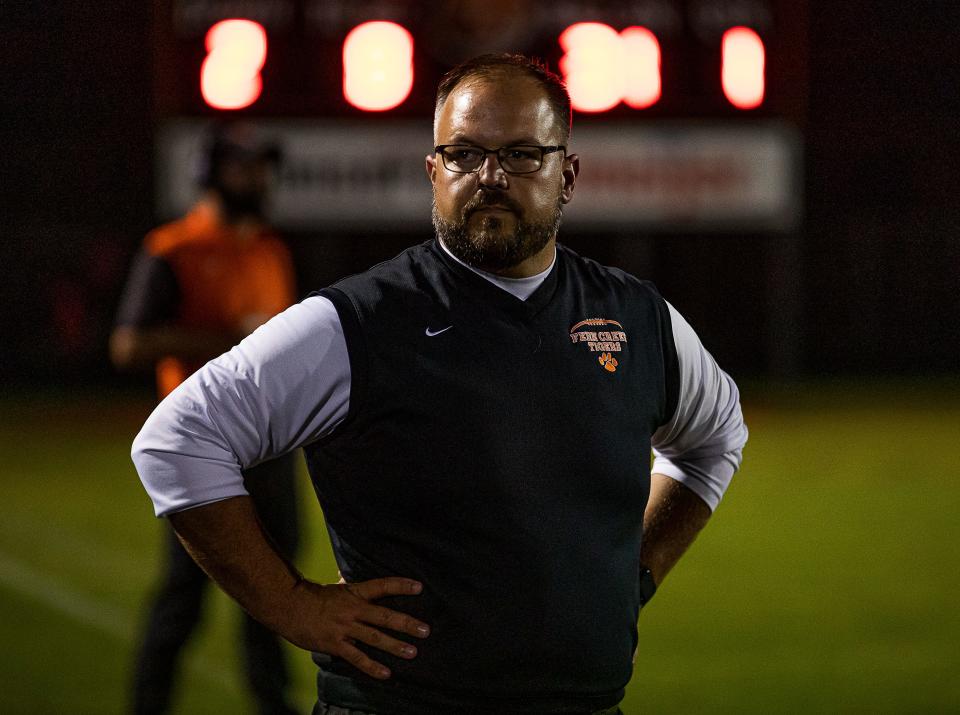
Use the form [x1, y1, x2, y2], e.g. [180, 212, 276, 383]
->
[328, 240, 436, 295]
[143, 216, 206, 258]
[557, 243, 662, 300]
[317, 241, 437, 331]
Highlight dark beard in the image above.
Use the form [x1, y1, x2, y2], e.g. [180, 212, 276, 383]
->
[432, 191, 563, 273]
[219, 188, 265, 222]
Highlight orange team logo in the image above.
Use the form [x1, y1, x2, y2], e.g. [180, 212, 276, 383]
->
[598, 352, 618, 372]
[569, 318, 627, 373]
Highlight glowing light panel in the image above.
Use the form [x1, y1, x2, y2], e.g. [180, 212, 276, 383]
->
[722, 27, 765, 109]
[621, 26, 662, 109]
[201, 19, 267, 110]
[560, 23, 623, 112]
[559, 23, 661, 112]
[343, 21, 414, 111]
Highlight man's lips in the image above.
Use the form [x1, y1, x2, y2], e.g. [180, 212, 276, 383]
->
[463, 191, 521, 219]
[469, 204, 515, 216]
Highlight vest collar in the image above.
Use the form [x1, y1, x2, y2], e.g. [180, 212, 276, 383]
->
[429, 239, 561, 317]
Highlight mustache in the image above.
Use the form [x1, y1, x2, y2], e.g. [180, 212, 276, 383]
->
[462, 190, 523, 219]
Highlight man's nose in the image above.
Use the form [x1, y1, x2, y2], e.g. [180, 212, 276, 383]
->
[476, 152, 508, 188]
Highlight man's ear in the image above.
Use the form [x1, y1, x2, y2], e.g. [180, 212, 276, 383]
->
[426, 152, 438, 185]
[560, 152, 580, 204]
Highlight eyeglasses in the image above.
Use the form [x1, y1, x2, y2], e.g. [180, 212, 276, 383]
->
[434, 144, 566, 175]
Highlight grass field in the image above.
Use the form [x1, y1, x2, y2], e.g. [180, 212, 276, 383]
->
[1, 381, 958, 714]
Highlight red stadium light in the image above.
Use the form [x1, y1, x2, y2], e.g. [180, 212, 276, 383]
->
[559, 23, 661, 112]
[560, 23, 623, 112]
[201, 19, 267, 110]
[343, 21, 414, 112]
[722, 27, 765, 110]
[621, 26, 661, 110]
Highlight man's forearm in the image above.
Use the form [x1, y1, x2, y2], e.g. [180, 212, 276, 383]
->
[640, 473, 712, 585]
[166, 493, 431, 677]
[168, 495, 302, 635]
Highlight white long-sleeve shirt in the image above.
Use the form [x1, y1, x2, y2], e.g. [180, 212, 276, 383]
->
[133, 246, 747, 516]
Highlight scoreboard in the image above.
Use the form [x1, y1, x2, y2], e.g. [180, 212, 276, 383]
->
[154, 0, 806, 118]
[153, 0, 805, 232]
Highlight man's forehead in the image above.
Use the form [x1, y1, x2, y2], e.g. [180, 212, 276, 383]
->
[436, 74, 557, 143]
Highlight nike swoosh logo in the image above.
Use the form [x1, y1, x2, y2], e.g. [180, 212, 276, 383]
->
[425, 325, 453, 337]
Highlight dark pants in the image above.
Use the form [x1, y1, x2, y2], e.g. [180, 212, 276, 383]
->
[131, 454, 301, 715]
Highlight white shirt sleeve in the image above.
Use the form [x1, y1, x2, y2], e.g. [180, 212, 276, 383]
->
[651, 302, 748, 512]
[131, 295, 351, 517]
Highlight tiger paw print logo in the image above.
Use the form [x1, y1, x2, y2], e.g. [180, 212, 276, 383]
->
[598, 352, 618, 372]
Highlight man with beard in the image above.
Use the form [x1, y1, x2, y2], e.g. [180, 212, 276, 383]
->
[112, 122, 300, 715]
[131, 55, 747, 714]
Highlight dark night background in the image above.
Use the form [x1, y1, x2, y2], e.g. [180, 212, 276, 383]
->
[1, 1, 958, 390]
[1, 4, 959, 712]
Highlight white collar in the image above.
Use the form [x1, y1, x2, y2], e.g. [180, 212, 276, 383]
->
[438, 239, 556, 302]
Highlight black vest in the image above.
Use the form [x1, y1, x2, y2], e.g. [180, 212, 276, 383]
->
[305, 240, 679, 714]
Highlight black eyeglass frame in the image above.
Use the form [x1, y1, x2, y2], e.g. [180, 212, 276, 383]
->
[434, 144, 567, 175]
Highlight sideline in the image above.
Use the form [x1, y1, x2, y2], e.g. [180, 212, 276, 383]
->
[0, 547, 239, 693]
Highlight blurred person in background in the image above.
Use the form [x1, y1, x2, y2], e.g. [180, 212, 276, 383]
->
[111, 122, 301, 715]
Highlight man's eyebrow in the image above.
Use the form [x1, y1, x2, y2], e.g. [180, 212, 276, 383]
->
[446, 134, 547, 146]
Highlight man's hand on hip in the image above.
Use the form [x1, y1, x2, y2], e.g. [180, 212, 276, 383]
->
[168, 496, 428, 681]
[283, 577, 430, 679]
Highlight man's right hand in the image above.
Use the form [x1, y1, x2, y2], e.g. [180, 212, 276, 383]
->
[167, 496, 429, 682]
[282, 577, 430, 680]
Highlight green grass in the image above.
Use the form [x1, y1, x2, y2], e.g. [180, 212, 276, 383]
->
[1, 383, 958, 714]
